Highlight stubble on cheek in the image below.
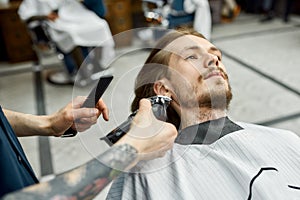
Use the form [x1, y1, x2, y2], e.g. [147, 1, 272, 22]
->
[198, 74, 204, 83]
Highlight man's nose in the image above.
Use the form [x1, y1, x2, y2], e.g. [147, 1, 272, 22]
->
[205, 54, 219, 68]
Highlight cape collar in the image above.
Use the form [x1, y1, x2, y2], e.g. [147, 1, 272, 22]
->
[175, 117, 243, 145]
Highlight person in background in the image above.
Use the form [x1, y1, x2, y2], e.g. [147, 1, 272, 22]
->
[18, 0, 115, 86]
[106, 27, 300, 199]
[260, 0, 294, 23]
[82, 0, 106, 18]
[183, 0, 212, 40]
[221, 0, 241, 22]
[0, 98, 177, 199]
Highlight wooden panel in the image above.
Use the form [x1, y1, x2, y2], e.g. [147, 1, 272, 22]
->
[104, 0, 133, 47]
[0, 2, 37, 63]
[110, 0, 130, 16]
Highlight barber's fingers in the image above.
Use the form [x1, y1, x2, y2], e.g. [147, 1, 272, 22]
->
[138, 98, 152, 111]
[72, 122, 96, 132]
[96, 99, 109, 121]
[72, 96, 109, 121]
[72, 107, 99, 121]
[131, 99, 153, 128]
[75, 115, 98, 124]
[130, 98, 177, 154]
[71, 110, 98, 132]
[148, 123, 177, 152]
[72, 96, 88, 109]
[137, 123, 177, 161]
[71, 101, 107, 132]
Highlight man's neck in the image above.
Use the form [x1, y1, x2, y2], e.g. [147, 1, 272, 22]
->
[180, 107, 227, 129]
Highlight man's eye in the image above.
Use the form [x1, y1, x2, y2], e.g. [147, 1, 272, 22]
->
[185, 55, 197, 60]
[217, 56, 222, 61]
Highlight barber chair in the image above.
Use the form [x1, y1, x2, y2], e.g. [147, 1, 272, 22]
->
[25, 19, 105, 87]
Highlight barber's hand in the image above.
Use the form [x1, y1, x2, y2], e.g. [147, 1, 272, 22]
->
[50, 96, 109, 137]
[116, 99, 177, 160]
[47, 12, 59, 21]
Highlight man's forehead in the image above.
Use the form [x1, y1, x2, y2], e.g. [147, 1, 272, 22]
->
[165, 35, 214, 53]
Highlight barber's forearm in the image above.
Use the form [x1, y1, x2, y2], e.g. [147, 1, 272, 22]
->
[2, 144, 138, 200]
[3, 109, 52, 137]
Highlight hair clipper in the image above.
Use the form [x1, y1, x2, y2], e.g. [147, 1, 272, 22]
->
[100, 95, 172, 146]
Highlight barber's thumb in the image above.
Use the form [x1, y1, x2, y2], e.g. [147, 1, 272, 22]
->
[133, 99, 153, 127]
[138, 98, 152, 112]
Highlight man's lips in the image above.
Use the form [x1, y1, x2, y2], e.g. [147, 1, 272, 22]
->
[204, 71, 225, 80]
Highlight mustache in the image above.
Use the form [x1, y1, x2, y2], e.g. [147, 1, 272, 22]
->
[199, 67, 229, 81]
[219, 67, 229, 80]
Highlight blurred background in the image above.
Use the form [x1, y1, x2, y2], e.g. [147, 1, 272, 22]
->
[1, 0, 300, 199]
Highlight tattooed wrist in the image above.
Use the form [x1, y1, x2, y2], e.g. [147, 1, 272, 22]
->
[97, 144, 138, 171]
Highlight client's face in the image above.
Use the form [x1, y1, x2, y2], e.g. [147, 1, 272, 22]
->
[165, 35, 232, 110]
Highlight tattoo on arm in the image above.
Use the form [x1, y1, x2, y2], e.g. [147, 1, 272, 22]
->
[2, 144, 138, 200]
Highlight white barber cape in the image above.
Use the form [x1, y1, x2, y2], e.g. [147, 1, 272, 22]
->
[18, 0, 114, 65]
[107, 118, 300, 199]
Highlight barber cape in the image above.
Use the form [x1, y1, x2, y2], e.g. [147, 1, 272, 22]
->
[18, 0, 114, 65]
[107, 117, 300, 200]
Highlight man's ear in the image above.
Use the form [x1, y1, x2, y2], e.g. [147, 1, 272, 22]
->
[153, 79, 173, 97]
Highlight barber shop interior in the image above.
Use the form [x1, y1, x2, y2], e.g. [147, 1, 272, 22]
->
[0, 0, 300, 199]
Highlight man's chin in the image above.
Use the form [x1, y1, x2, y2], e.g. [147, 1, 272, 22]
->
[198, 91, 232, 110]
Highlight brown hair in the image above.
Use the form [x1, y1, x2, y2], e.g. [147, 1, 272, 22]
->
[131, 27, 205, 128]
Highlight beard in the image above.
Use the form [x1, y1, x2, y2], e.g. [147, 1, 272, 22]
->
[197, 82, 233, 110]
[172, 69, 233, 110]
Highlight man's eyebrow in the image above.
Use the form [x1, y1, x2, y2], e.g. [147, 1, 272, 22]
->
[179, 45, 222, 55]
[183, 45, 201, 51]
[178, 45, 201, 54]
[210, 46, 222, 55]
